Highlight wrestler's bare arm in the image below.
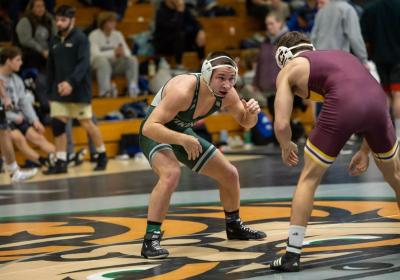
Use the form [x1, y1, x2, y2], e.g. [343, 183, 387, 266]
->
[223, 88, 259, 129]
[274, 68, 295, 147]
[142, 76, 194, 145]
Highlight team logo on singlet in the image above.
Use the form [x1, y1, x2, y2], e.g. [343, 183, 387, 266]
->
[172, 118, 195, 128]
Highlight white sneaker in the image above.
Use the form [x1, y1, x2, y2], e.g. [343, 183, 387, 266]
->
[11, 168, 38, 183]
[116, 153, 130, 160]
[128, 83, 140, 97]
[111, 83, 119, 97]
[100, 83, 119, 98]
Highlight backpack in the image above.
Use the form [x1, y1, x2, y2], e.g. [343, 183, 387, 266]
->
[119, 101, 148, 119]
[118, 134, 141, 156]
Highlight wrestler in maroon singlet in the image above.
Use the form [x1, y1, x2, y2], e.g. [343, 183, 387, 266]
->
[270, 31, 400, 273]
[301, 50, 398, 166]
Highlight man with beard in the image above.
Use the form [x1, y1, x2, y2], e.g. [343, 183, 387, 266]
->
[139, 52, 266, 259]
[44, 5, 108, 174]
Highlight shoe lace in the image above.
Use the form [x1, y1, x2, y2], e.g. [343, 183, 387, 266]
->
[150, 239, 163, 250]
[273, 256, 283, 267]
[239, 221, 258, 234]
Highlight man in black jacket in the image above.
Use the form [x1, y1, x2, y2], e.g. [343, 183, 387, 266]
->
[44, 5, 107, 174]
[361, 0, 400, 138]
[153, 0, 205, 69]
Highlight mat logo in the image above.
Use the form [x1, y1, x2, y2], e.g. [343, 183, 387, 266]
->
[0, 200, 399, 279]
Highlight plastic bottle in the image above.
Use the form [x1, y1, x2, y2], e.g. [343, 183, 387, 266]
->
[243, 129, 253, 149]
[148, 59, 156, 78]
[219, 130, 228, 144]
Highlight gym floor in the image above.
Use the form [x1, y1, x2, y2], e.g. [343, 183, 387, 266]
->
[0, 143, 399, 280]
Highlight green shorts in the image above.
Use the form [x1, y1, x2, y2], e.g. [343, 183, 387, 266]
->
[139, 124, 217, 173]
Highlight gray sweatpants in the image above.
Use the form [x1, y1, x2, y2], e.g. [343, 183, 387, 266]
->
[92, 55, 139, 96]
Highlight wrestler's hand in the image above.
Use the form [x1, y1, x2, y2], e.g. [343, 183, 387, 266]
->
[242, 98, 261, 115]
[181, 134, 202, 161]
[281, 141, 298, 167]
[348, 150, 369, 176]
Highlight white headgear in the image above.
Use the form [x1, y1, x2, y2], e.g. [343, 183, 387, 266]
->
[201, 56, 238, 85]
[275, 43, 315, 69]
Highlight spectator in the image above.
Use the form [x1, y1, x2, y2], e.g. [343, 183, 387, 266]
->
[286, 0, 317, 35]
[0, 52, 38, 182]
[0, 46, 55, 168]
[153, 0, 206, 69]
[5, 0, 55, 27]
[242, 12, 288, 109]
[89, 12, 140, 98]
[15, 0, 56, 71]
[15, 0, 56, 121]
[256, 12, 287, 104]
[44, 5, 108, 174]
[310, 0, 368, 118]
[243, 12, 307, 142]
[311, 0, 368, 65]
[268, 0, 290, 20]
[361, 0, 400, 138]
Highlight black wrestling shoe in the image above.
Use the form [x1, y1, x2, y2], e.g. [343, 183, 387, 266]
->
[270, 251, 301, 272]
[141, 231, 169, 259]
[68, 148, 86, 167]
[226, 220, 267, 240]
[43, 159, 68, 175]
[94, 152, 108, 171]
[38, 156, 51, 168]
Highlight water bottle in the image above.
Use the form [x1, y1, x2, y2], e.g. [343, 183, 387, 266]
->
[220, 130, 228, 144]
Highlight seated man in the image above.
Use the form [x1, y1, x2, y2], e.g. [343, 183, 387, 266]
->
[89, 11, 140, 97]
[0, 46, 55, 167]
[153, 0, 206, 69]
[0, 72, 37, 183]
[249, 12, 288, 109]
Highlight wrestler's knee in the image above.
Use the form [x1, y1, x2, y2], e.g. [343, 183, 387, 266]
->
[160, 166, 181, 192]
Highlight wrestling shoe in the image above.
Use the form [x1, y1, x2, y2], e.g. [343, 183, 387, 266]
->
[226, 220, 266, 240]
[43, 159, 67, 175]
[270, 251, 301, 272]
[38, 156, 51, 167]
[68, 148, 86, 167]
[141, 231, 169, 259]
[94, 152, 108, 171]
